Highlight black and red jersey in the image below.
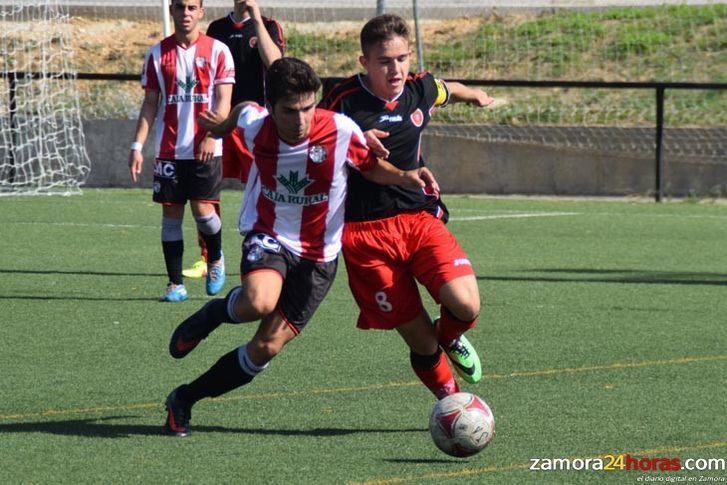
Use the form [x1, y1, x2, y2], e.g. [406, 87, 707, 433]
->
[206, 13, 285, 106]
[319, 72, 449, 222]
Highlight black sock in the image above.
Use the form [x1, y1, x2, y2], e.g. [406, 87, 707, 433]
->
[200, 230, 222, 263]
[162, 240, 184, 285]
[198, 287, 241, 325]
[178, 349, 254, 404]
[410, 349, 442, 370]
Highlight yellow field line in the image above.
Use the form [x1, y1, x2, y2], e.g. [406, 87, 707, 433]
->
[348, 441, 727, 485]
[1, 354, 725, 422]
[486, 354, 727, 380]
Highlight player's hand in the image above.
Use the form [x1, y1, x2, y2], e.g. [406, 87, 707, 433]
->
[473, 90, 495, 108]
[197, 136, 217, 163]
[243, 0, 262, 20]
[404, 167, 440, 194]
[364, 129, 390, 158]
[128, 150, 143, 183]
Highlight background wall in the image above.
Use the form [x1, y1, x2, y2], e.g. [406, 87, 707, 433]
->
[84, 119, 727, 197]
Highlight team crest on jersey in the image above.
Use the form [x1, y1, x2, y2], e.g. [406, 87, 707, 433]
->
[308, 145, 327, 164]
[195, 57, 206, 69]
[249, 36, 258, 48]
[410, 108, 424, 127]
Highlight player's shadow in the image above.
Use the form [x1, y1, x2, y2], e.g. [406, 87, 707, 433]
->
[0, 294, 213, 302]
[0, 268, 241, 278]
[478, 268, 727, 286]
[0, 416, 425, 439]
[0, 268, 165, 277]
[0, 295, 166, 302]
[384, 458, 463, 464]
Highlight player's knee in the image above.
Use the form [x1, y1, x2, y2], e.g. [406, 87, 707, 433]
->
[249, 296, 277, 316]
[447, 298, 480, 323]
[248, 336, 283, 362]
[240, 287, 277, 317]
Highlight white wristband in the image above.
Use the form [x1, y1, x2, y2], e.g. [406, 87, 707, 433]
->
[130, 141, 143, 152]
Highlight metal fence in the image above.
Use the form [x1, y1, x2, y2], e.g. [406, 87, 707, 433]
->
[1, 1, 726, 197]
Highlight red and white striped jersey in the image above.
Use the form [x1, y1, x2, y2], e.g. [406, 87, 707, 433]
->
[236, 104, 376, 262]
[141, 34, 235, 160]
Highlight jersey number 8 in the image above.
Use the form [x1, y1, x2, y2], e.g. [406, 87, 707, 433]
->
[375, 291, 393, 312]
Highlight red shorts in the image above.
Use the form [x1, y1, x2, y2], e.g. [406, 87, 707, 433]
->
[222, 129, 253, 183]
[342, 210, 475, 330]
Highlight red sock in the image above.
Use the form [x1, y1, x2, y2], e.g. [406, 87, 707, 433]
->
[411, 349, 460, 399]
[437, 307, 477, 345]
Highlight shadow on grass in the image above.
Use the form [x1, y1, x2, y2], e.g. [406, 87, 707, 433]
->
[0, 268, 241, 278]
[0, 416, 425, 439]
[383, 458, 463, 464]
[478, 268, 727, 286]
[0, 268, 165, 277]
[0, 295, 165, 302]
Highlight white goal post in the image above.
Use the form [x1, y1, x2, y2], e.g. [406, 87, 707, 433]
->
[0, 0, 91, 196]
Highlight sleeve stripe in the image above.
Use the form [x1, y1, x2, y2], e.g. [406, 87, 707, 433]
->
[320, 83, 360, 111]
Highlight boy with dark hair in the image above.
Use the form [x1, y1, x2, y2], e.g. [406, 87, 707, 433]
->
[162, 57, 440, 436]
[319, 14, 494, 399]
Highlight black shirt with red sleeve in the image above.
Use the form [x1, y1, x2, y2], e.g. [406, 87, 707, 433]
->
[206, 13, 285, 106]
[319, 72, 449, 222]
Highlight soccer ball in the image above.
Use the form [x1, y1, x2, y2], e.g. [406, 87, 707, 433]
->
[429, 392, 495, 458]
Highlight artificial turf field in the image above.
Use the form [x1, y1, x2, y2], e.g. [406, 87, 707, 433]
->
[0, 188, 725, 484]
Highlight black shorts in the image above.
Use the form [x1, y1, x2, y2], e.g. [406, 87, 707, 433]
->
[152, 158, 222, 205]
[241, 232, 338, 333]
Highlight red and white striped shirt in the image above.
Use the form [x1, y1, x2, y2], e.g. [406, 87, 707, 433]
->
[236, 104, 376, 262]
[141, 34, 235, 160]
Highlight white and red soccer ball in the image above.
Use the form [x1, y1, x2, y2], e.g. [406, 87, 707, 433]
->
[429, 392, 495, 458]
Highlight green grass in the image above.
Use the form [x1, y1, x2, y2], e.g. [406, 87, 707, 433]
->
[0, 189, 726, 484]
[440, 4, 727, 82]
[425, 4, 727, 125]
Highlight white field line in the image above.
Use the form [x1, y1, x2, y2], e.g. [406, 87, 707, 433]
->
[4, 212, 579, 227]
[4, 209, 727, 228]
[5, 221, 155, 229]
[584, 211, 727, 220]
[449, 211, 579, 221]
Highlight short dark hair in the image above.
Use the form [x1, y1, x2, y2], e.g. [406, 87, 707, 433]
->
[360, 14, 410, 55]
[170, 0, 204, 7]
[265, 57, 322, 107]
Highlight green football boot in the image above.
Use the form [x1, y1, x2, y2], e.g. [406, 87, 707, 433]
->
[435, 318, 483, 384]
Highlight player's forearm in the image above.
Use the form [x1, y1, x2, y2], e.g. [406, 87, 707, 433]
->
[253, 19, 283, 68]
[204, 116, 234, 137]
[131, 99, 157, 146]
[362, 159, 420, 188]
[215, 84, 232, 118]
[445, 81, 490, 105]
[203, 102, 247, 137]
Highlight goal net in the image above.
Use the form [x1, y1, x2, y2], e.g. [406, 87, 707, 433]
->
[0, 0, 90, 196]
